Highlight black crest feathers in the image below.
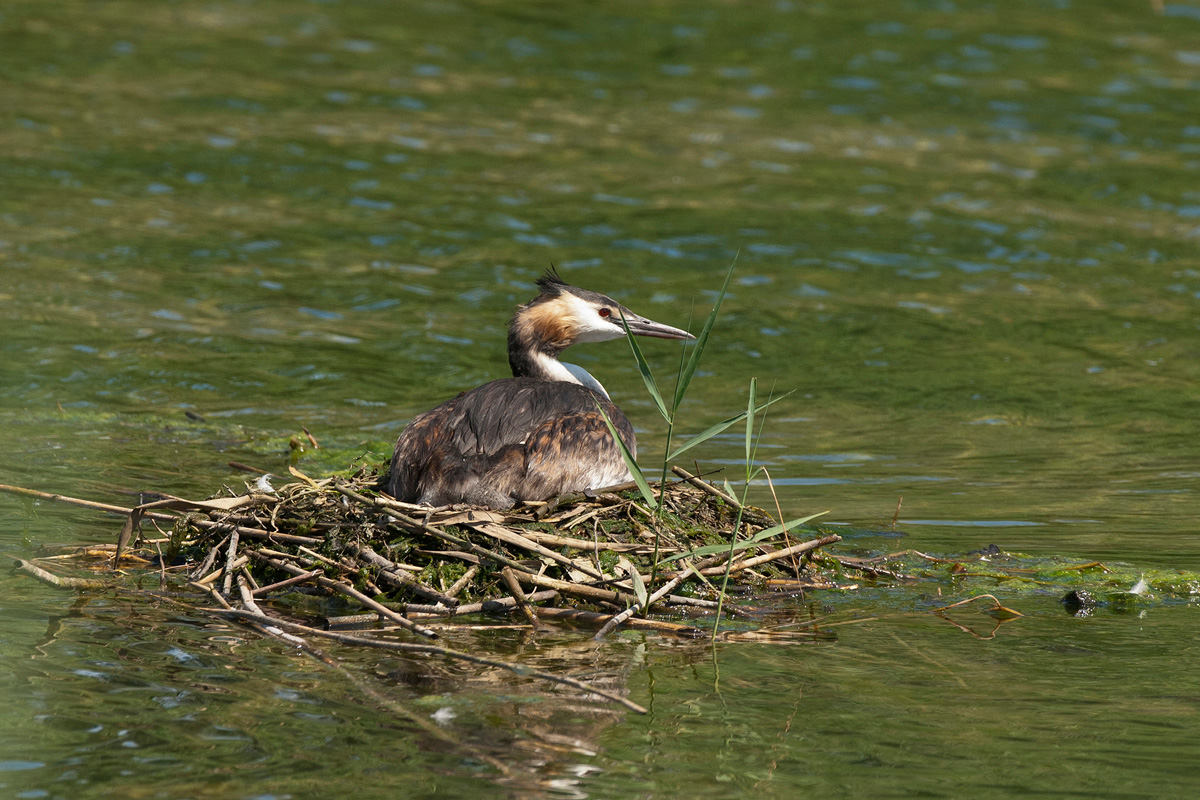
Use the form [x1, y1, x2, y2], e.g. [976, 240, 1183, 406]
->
[536, 265, 567, 295]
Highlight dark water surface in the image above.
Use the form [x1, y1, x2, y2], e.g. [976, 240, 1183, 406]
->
[3, 1, 1200, 797]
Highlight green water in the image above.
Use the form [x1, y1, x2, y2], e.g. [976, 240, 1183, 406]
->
[3, 0, 1200, 796]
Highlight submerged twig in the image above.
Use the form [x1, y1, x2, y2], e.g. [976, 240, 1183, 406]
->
[12, 559, 110, 590]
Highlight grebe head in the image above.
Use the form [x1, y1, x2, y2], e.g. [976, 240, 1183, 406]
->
[515, 269, 695, 349]
[507, 268, 695, 391]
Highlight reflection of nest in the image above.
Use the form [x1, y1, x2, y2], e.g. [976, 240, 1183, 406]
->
[6, 468, 846, 716]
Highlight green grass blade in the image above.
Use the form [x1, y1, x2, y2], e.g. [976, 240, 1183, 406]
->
[619, 309, 670, 424]
[594, 401, 657, 509]
[666, 391, 794, 462]
[662, 511, 830, 563]
[672, 253, 738, 413]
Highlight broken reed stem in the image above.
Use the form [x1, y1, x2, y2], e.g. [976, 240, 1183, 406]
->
[236, 573, 306, 646]
[671, 465, 742, 508]
[516, 571, 640, 607]
[12, 559, 110, 590]
[444, 565, 478, 599]
[500, 567, 541, 630]
[189, 535, 228, 580]
[195, 555, 248, 586]
[206, 607, 648, 714]
[470, 522, 606, 580]
[251, 568, 323, 596]
[522, 526, 654, 552]
[221, 529, 240, 597]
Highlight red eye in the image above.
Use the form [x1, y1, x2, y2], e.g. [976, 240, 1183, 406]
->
[598, 308, 612, 318]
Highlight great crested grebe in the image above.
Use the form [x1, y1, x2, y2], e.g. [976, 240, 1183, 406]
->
[386, 270, 694, 509]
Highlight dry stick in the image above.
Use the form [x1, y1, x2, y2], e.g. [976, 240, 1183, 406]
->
[63, 484, 321, 549]
[444, 565, 478, 599]
[335, 486, 535, 575]
[221, 529, 240, 597]
[517, 571, 640, 607]
[238, 566, 260, 591]
[348, 543, 459, 607]
[563, 507, 602, 531]
[248, 552, 439, 639]
[12, 559, 110, 590]
[205, 607, 647, 714]
[518, 527, 654, 552]
[535, 502, 596, 525]
[237, 573, 307, 646]
[0, 483, 160, 519]
[564, 551, 734, 633]
[195, 556, 249, 586]
[662, 594, 720, 611]
[500, 567, 542, 630]
[251, 569, 323, 596]
[327, 591, 562, 627]
[192, 521, 321, 547]
[469, 522, 605, 580]
[296, 546, 339, 568]
[189, 534, 228, 581]
[671, 465, 742, 508]
[696, 535, 841, 577]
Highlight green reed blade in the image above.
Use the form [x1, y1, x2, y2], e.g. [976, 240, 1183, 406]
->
[666, 391, 793, 462]
[662, 511, 830, 563]
[619, 309, 670, 424]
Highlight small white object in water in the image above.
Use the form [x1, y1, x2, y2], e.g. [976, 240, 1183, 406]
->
[431, 707, 456, 725]
[255, 474, 276, 494]
[1129, 576, 1150, 595]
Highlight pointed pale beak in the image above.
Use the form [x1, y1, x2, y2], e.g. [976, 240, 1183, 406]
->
[621, 313, 696, 341]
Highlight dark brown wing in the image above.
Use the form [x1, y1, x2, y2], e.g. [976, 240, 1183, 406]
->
[386, 378, 636, 508]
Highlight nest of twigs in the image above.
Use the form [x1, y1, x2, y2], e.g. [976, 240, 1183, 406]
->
[6, 466, 846, 713]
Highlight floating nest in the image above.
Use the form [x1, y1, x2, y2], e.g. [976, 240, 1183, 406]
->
[5, 466, 851, 713]
[10, 464, 1171, 713]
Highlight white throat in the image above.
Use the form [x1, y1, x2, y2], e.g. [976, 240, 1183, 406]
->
[531, 351, 610, 399]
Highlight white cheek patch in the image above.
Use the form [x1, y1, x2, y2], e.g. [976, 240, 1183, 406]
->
[563, 294, 625, 343]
